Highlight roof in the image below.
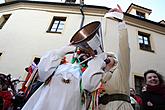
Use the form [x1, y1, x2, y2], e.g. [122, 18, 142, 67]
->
[159, 20, 165, 25]
[0, 0, 109, 10]
[126, 3, 152, 15]
[124, 13, 165, 28]
[0, 1, 164, 28]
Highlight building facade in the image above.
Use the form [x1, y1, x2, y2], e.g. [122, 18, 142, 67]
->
[0, 1, 165, 93]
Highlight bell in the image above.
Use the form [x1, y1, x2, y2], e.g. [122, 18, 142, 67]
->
[70, 21, 104, 56]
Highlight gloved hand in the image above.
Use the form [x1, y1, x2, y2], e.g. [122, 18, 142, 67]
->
[106, 52, 118, 72]
[101, 52, 118, 83]
[101, 71, 113, 84]
[104, 4, 123, 21]
[57, 45, 76, 57]
[87, 53, 107, 70]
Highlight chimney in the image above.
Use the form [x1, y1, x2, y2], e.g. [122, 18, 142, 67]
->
[80, 0, 84, 4]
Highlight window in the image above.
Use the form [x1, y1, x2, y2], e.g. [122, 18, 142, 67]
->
[33, 57, 40, 65]
[134, 75, 144, 95]
[136, 11, 145, 18]
[0, 14, 11, 29]
[0, 53, 2, 56]
[47, 17, 66, 33]
[138, 31, 154, 52]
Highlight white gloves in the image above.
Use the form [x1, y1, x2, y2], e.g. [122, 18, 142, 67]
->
[57, 45, 76, 57]
[101, 52, 118, 83]
[104, 11, 123, 21]
[104, 5, 124, 21]
[101, 71, 113, 84]
[106, 52, 118, 72]
[87, 53, 107, 70]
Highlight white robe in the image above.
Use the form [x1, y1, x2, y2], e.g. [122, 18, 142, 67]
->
[22, 45, 109, 110]
[82, 22, 134, 110]
[22, 64, 82, 110]
[22, 49, 82, 110]
[102, 22, 133, 110]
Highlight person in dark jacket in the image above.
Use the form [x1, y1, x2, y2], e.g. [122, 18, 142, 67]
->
[141, 69, 165, 110]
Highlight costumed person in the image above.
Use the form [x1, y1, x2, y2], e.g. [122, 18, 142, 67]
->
[12, 58, 41, 109]
[82, 5, 134, 110]
[21, 58, 40, 93]
[141, 69, 165, 110]
[82, 52, 118, 110]
[24, 74, 43, 102]
[21, 42, 117, 109]
[23, 58, 43, 101]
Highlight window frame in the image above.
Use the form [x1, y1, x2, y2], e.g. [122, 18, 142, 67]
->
[138, 31, 154, 52]
[134, 75, 144, 95]
[47, 16, 66, 34]
[136, 11, 145, 19]
[33, 57, 40, 65]
[0, 14, 11, 29]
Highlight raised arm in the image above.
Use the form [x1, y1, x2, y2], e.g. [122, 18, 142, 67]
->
[107, 4, 130, 77]
[38, 45, 76, 82]
[82, 52, 118, 92]
[117, 21, 130, 76]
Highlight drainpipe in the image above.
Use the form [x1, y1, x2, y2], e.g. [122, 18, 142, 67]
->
[80, 0, 84, 28]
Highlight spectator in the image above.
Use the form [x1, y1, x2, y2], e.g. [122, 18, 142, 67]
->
[141, 69, 165, 110]
[130, 88, 143, 110]
[130, 88, 143, 105]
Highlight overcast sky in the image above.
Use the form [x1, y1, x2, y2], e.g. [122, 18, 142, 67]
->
[0, 0, 164, 22]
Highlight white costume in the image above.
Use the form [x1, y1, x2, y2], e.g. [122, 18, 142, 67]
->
[82, 13, 134, 109]
[21, 43, 114, 110]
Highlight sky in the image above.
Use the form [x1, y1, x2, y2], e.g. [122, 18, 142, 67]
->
[0, 0, 164, 22]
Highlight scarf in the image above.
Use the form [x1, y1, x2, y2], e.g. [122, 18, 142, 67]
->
[147, 84, 165, 96]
